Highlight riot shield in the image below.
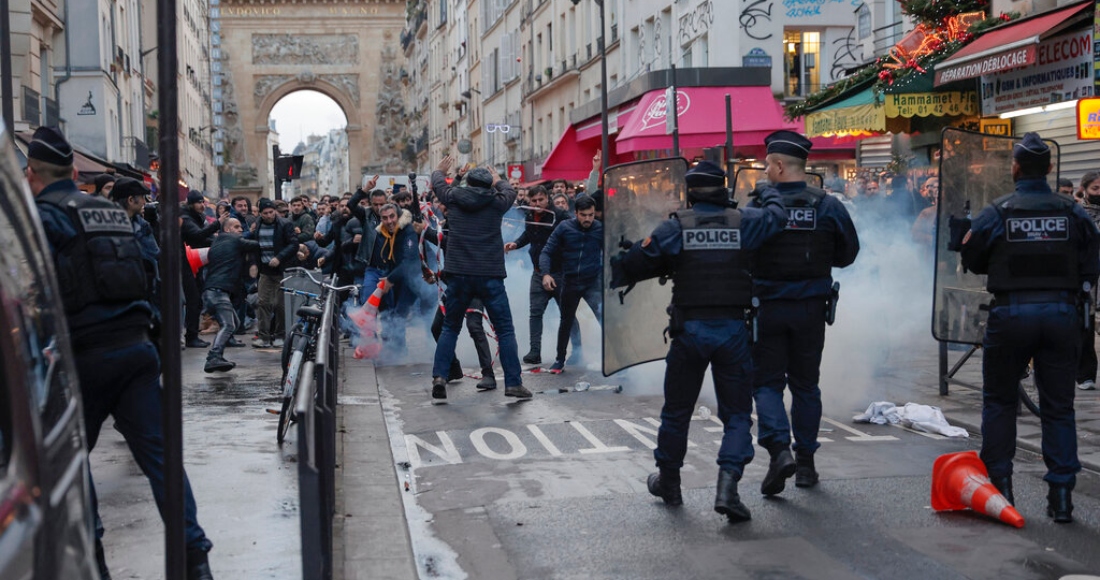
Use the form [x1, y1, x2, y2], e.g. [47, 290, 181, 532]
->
[933, 127, 1060, 344]
[602, 158, 688, 376]
[731, 168, 823, 208]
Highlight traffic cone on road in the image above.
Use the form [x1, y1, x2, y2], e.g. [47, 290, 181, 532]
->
[184, 244, 210, 276]
[931, 451, 1024, 528]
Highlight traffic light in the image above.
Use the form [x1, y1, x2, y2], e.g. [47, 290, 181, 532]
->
[274, 155, 304, 181]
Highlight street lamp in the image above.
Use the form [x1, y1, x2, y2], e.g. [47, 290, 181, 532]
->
[571, 0, 608, 177]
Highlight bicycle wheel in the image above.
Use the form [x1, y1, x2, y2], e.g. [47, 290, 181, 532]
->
[280, 322, 303, 381]
[1018, 380, 1041, 417]
[277, 336, 307, 445]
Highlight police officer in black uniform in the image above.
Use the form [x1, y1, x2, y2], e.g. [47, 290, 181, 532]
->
[750, 130, 860, 497]
[611, 161, 787, 522]
[25, 127, 215, 579]
[960, 132, 1099, 523]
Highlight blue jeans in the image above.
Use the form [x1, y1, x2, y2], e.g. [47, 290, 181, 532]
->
[432, 275, 522, 387]
[655, 319, 755, 476]
[981, 302, 1081, 485]
[751, 298, 827, 456]
[77, 340, 211, 552]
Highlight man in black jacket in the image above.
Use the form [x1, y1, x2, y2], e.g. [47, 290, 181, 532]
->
[181, 189, 220, 348]
[430, 157, 532, 401]
[252, 198, 299, 348]
[203, 218, 260, 371]
[504, 184, 579, 364]
[539, 194, 603, 372]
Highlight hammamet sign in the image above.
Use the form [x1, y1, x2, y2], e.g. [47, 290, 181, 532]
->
[884, 92, 977, 117]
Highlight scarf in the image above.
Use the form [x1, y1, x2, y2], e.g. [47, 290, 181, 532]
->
[379, 226, 397, 261]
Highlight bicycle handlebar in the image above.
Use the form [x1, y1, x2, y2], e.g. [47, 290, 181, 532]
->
[282, 267, 359, 297]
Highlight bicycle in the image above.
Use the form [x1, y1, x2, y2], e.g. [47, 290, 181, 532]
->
[275, 268, 357, 445]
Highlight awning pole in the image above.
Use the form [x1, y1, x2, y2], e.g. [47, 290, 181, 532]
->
[724, 93, 733, 181]
[670, 64, 680, 157]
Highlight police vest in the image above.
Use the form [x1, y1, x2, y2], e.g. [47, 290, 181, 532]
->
[38, 190, 149, 314]
[671, 209, 754, 308]
[986, 192, 1079, 293]
[753, 186, 835, 281]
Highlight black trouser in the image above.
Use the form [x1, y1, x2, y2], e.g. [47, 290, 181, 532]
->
[181, 261, 202, 340]
[431, 299, 493, 370]
[555, 277, 602, 363]
[1077, 315, 1096, 384]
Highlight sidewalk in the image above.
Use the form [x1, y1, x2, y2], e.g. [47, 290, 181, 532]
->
[333, 348, 418, 580]
[885, 341, 1100, 473]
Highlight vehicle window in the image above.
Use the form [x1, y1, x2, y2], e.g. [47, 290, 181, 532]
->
[0, 139, 75, 435]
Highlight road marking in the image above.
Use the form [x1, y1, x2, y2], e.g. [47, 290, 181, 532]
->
[821, 417, 898, 441]
[571, 422, 631, 454]
[470, 427, 527, 460]
[406, 431, 463, 466]
[526, 424, 563, 456]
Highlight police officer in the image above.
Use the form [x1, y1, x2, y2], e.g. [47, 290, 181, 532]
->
[960, 132, 1099, 523]
[24, 127, 215, 579]
[750, 130, 860, 497]
[611, 161, 787, 522]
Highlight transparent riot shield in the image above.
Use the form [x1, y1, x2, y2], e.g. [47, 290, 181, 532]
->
[731, 168, 823, 208]
[602, 158, 688, 376]
[933, 127, 1060, 344]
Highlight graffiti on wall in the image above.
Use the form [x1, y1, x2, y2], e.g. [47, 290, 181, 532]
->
[678, 0, 715, 46]
[739, 0, 773, 41]
[830, 28, 862, 80]
[783, 0, 862, 19]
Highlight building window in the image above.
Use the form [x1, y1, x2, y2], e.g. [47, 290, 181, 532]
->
[784, 30, 821, 98]
[857, 5, 871, 40]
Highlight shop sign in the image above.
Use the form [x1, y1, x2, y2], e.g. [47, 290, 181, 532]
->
[980, 118, 1014, 150]
[883, 92, 977, 118]
[980, 30, 1094, 116]
[1076, 97, 1100, 139]
[1095, 0, 1100, 93]
[805, 103, 885, 137]
[935, 46, 1035, 85]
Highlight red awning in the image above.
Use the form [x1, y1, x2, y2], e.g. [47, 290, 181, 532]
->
[540, 125, 600, 181]
[575, 102, 641, 142]
[614, 86, 851, 158]
[934, 2, 1090, 86]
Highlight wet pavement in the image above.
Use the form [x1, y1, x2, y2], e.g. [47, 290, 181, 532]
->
[86, 321, 1100, 579]
[91, 341, 299, 579]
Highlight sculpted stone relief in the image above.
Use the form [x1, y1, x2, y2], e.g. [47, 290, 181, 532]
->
[373, 46, 407, 172]
[253, 75, 293, 106]
[252, 33, 359, 65]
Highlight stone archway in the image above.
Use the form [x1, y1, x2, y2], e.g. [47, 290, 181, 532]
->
[220, 1, 408, 197]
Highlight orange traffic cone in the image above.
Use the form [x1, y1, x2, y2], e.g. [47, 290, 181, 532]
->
[184, 245, 210, 276]
[931, 451, 1024, 528]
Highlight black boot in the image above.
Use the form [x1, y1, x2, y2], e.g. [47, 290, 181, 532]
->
[448, 360, 464, 382]
[795, 452, 819, 488]
[204, 353, 235, 373]
[990, 475, 1014, 506]
[432, 377, 447, 401]
[760, 447, 797, 496]
[714, 470, 751, 523]
[95, 539, 112, 580]
[476, 368, 497, 391]
[646, 469, 683, 506]
[1047, 483, 1074, 523]
[186, 548, 214, 580]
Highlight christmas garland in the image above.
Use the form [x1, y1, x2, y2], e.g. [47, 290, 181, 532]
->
[785, 10, 1019, 120]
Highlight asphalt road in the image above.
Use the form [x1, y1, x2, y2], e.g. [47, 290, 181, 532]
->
[374, 354, 1100, 580]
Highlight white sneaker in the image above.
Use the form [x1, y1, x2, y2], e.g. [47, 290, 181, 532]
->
[1078, 380, 1096, 391]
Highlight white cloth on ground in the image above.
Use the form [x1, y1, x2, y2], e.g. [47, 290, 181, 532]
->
[853, 401, 969, 438]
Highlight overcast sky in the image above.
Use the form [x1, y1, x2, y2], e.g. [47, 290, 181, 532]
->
[268, 90, 348, 151]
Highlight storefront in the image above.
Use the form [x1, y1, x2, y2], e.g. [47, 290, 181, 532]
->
[934, 0, 1097, 183]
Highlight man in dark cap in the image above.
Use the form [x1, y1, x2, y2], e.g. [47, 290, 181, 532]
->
[252, 197, 299, 348]
[25, 127, 215, 579]
[429, 157, 532, 401]
[93, 173, 116, 197]
[610, 158, 788, 523]
[750, 130, 860, 498]
[109, 177, 162, 333]
[960, 132, 1099, 523]
[181, 189, 219, 348]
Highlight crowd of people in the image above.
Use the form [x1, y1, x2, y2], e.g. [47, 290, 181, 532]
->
[19, 121, 1093, 580]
